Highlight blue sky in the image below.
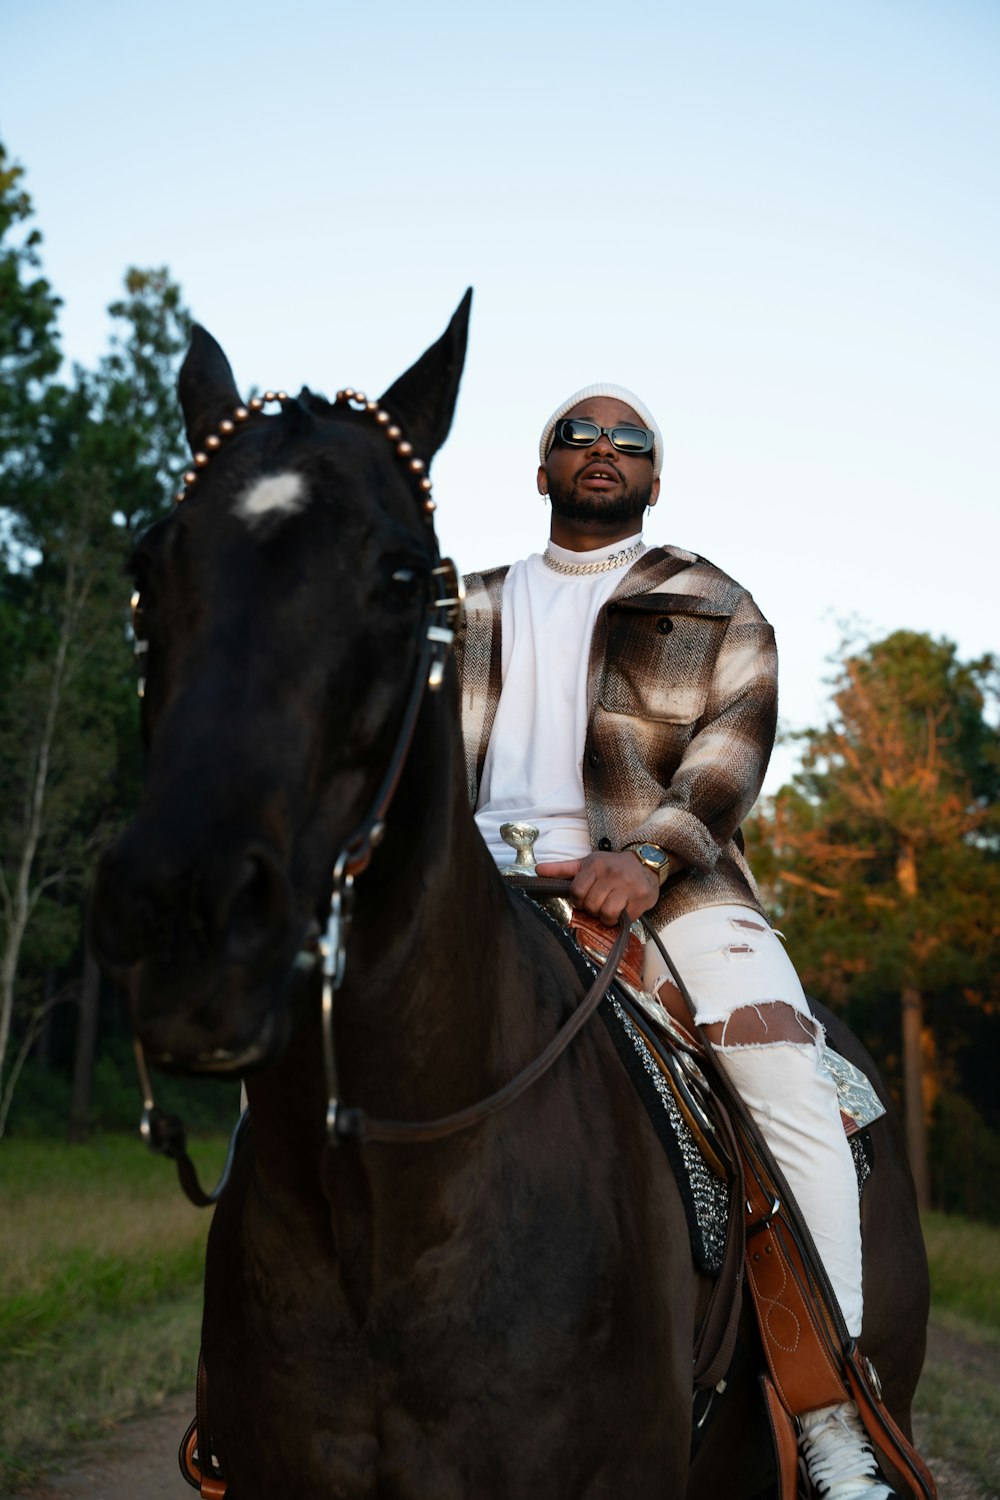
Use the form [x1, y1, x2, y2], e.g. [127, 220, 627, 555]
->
[4, 0, 998, 787]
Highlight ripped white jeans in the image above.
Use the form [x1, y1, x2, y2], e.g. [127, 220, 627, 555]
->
[642, 903, 864, 1338]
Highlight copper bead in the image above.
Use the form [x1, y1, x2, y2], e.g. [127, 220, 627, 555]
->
[220, 419, 235, 435]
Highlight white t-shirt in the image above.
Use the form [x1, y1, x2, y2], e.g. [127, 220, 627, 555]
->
[474, 534, 645, 867]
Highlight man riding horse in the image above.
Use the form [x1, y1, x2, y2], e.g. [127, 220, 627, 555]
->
[91, 303, 933, 1498]
[459, 382, 917, 1500]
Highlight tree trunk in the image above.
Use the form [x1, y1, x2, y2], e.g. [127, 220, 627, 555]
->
[900, 979, 930, 1210]
[69, 948, 101, 1143]
[34, 969, 57, 1069]
[896, 839, 929, 1210]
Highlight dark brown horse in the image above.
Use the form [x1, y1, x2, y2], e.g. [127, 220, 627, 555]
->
[90, 295, 929, 1499]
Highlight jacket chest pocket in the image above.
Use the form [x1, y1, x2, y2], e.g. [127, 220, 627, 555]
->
[598, 596, 732, 724]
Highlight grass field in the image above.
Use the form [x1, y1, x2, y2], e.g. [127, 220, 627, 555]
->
[1, 1137, 998, 1496]
[0, 1134, 225, 1496]
[921, 1210, 1000, 1331]
[911, 1211, 1000, 1496]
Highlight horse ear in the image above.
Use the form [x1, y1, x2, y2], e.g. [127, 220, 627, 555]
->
[379, 289, 472, 465]
[179, 325, 243, 454]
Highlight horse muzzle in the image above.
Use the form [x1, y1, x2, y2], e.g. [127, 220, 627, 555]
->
[89, 827, 307, 1072]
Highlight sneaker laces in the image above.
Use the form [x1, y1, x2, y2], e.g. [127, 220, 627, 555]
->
[798, 1401, 896, 1499]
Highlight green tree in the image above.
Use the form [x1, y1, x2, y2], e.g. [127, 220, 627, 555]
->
[0, 463, 123, 1135]
[89, 265, 190, 533]
[750, 631, 1000, 1211]
[0, 143, 62, 495]
[0, 141, 190, 1136]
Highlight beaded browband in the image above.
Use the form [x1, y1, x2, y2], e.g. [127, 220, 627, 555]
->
[174, 387, 436, 517]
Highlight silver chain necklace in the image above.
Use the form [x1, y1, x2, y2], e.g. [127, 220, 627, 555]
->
[542, 539, 646, 576]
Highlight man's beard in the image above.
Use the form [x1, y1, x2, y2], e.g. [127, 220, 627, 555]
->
[547, 474, 652, 529]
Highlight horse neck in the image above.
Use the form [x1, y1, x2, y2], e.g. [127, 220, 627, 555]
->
[334, 677, 530, 1119]
[249, 671, 544, 1167]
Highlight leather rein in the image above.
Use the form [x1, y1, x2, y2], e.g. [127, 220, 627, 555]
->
[131, 552, 629, 1205]
[330, 882, 630, 1146]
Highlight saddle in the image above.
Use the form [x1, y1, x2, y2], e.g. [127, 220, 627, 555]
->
[548, 904, 938, 1500]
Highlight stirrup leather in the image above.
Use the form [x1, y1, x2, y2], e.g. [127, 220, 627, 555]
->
[738, 1125, 937, 1499]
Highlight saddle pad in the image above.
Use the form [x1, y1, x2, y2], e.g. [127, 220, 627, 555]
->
[599, 993, 732, 1276]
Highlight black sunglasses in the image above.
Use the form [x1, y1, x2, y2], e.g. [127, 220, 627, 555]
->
[553, 417, 654, 456]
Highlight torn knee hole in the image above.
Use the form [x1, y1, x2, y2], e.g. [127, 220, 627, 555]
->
[703, 1001, 819, 1049]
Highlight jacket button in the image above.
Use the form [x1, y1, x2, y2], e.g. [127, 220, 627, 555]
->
[588, 751, 600, 768]
[598, 837, 612, 851]
[656, 617, 673, 634]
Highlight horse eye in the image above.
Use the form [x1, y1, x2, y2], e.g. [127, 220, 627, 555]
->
[389, 567, 423, 602]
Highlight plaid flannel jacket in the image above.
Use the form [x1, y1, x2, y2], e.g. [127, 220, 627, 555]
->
[455, 544, 778, 928]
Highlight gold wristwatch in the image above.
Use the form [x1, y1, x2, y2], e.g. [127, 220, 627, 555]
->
[627, 842, 671, 885]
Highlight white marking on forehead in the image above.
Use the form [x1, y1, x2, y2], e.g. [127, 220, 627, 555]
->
[233, 471, 307, 528]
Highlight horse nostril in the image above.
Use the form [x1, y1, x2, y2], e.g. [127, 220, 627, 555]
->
[223, 852, 290, 965]
[89, 849, 154, 967]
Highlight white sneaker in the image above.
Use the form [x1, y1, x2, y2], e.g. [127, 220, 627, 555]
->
[798, 1401, 897, 1499]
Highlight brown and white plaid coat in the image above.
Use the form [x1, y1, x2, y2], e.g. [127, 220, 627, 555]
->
[455, 544, 778, 928]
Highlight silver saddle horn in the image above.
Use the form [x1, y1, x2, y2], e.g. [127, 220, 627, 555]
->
[499, 822, 574, 926]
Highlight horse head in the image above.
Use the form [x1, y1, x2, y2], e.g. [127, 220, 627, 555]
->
[90, 292, 471, 1075]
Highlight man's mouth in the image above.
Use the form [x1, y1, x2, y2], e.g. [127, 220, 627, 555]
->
[577, 460, 622, 489]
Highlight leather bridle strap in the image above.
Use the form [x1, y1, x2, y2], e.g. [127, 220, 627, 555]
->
[330, 880, 630, 1146]
[317, 561, 458, 1000]
[339, 578, 454, 882]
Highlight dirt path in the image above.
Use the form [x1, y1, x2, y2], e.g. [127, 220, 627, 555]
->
[12, 1398, 194, 1500]
[912, 1322, 1000, 1500]
[13, 1324, 998, 1499]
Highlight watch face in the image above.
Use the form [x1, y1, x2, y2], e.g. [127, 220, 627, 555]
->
[636, 843, 667, 869]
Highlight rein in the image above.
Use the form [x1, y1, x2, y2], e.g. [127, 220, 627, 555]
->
[329, 882, 630, 1146]
[136, 878, 628, 1204]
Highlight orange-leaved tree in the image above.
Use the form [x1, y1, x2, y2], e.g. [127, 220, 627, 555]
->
[750, 631, 999, 1211]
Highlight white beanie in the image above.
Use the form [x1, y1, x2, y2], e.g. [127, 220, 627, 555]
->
[539, 383, 663, 478]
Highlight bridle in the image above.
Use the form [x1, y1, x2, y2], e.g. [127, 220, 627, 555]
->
[313, 549, 466, 1143]
[127, 391, 627, 1205]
